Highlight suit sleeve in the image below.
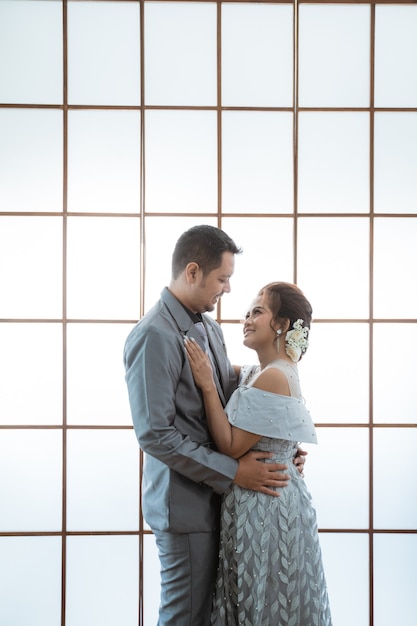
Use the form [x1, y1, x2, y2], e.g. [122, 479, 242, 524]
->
[124, 325, 238, 494]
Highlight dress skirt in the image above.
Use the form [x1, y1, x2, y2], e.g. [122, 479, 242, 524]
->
[211, 440, 332, 626]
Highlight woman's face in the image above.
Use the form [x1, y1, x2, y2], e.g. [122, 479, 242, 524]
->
[242, 293, 276, 349]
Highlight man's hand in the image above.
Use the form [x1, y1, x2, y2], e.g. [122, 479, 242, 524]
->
[294, 447, 308, 477]
[234, 450, 290, 497]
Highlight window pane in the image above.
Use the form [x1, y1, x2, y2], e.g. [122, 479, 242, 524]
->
[0, 0, 62, 104]
[67, 430, 139, 531]
[145, 110, 217, 213]
[301, 323, 369, 424]
[297, 218, 369, 318]
[0, 216, 62, 318]
[299, 5, 370, 107]
[373, 324, 417, 425]
[224, 322, 370, 423]
[374, 113, 417, 214]
[0, 323, 62, 426]
[0, 110, 63, 213]
[67, 324, 133, 426]
[0, 430, 62, 532]
[222, 112, 293, 214]
[68, 110, 141, 213]
[298, 112, 369, 213]
[145, 2, 216, 105]
[319, 533, 369, 626]
[1, 4, 416, 626]
[374, 535, 417, 626]
[0, 537, 62, 626]
[221, 217, 294, 320]
[222, 3, 293, 107]
[66, 217, 140, 319]
[144, 215, 217, 311]
[302, 428, 369, 529]
[66, 536, 139, 626]
[68, 1, 140, 105]
[374, 429, 417, 529]
[219, 324, 250, 371]
[373, 218, 417, 318]
[143, 534, 160, 625]
[224, 323, 370, 426]
[375, 6, 417, 107]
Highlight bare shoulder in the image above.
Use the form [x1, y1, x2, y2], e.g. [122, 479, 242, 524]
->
[251, 367, 291, 396]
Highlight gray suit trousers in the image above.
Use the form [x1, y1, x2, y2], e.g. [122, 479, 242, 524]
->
[153, 529, 220, 626]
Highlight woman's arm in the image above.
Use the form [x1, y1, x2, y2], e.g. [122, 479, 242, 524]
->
[184, 338, 260, 458]
[185, 339, 307, 473]
[233, 364, 241, 377]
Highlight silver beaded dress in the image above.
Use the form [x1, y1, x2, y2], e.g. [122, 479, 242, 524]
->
[211, 360, 332, 626]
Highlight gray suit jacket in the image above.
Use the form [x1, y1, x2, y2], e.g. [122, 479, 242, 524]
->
[124, 287, 239, 533]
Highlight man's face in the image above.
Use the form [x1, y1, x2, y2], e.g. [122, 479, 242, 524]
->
[192, 251, 235, 313]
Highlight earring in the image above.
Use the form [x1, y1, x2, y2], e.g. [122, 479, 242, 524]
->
[276, 329, 282, 351]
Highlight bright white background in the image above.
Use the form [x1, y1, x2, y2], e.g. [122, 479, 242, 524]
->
[0, 2, 416, 625]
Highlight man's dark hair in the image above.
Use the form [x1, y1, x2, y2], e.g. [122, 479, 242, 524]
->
[172, 225, 242, 279]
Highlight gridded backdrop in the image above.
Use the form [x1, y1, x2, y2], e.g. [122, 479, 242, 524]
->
[0, 1, 416, 625]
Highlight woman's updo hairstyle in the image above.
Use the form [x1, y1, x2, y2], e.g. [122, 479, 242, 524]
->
[258, 282, 313, 358]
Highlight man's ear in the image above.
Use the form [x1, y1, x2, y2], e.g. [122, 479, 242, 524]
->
[185, 262, 200, 283]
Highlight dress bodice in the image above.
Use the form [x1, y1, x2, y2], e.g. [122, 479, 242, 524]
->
[225, 360, 317, 446]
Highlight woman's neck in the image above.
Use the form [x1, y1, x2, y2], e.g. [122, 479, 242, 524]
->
[257, 348, 293, 371]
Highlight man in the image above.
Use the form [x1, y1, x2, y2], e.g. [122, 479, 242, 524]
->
[124, 225, 300, 626]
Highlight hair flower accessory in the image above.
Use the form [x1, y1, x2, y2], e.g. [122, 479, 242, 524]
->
[285, 318, 309, 363]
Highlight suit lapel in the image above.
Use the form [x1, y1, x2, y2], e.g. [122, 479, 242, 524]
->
[204, 324, 227, 406]
[161, 289, 228, 406]
[189, 320, 227, 407]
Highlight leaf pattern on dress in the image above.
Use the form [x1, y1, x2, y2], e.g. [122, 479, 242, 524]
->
[211, 439, 332, 626]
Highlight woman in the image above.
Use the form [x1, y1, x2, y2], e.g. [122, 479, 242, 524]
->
[184, 281, 332, 626]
